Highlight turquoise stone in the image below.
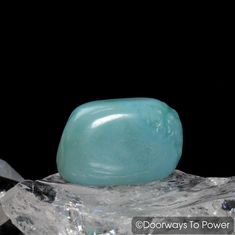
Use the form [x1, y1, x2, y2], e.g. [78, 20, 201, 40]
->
[56, 98, 183, 186]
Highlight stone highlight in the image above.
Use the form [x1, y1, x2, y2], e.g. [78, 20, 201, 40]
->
[56, 98, 183, 186]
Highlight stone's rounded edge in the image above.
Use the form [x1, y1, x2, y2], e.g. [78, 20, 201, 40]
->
[69, 97, 169, 113]
[56, 142, 64, 183]
[59, 158, 176, 186]
[170, 107, 184, 158]
[56, 98, 183, 186]
[57, 160, 176, 187]
[61, 170, 174, 187]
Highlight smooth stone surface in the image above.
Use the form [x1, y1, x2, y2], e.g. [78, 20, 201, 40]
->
[56, 98, 183, 186]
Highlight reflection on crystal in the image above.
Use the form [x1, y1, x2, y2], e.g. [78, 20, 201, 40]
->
[0, 159, 24, 182]
[1, 170, 235, 235]
[0, 159, 24, 227]
[0, 194, 7, 226]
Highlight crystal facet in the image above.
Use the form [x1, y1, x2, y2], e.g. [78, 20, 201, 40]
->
[57, 98, 183, 186]
[0, 159, 24, 182]
[1, 171, 234, 234]
[0, 159, 23, 227]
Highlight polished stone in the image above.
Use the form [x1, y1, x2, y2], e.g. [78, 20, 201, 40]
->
[56, 98, 183, 186]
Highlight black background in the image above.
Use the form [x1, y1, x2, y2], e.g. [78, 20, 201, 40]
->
[0, 77, 233, 179]
[0, 12, 234, 235]
[0, 19, 234, 180]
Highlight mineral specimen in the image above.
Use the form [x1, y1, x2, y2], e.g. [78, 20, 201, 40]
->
[0, 159, 24, 182]
[0, 159, 23, 231]
[57, 98, 183, 186]
[1, 171, 234, 234]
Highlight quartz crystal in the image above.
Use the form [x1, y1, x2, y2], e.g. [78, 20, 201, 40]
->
[0, 159, 24, 182]
[1, 170, 234, 235]
[57, 98, 183, 186]
[0, 159, 23, 227]
[0, 176, 18, 226]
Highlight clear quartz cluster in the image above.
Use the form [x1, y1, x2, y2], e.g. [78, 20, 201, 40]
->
[0, 159, 24, 226]
[1, 170, 235, 235]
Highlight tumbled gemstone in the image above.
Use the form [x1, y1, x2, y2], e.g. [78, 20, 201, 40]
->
[56, 98, 183, 186]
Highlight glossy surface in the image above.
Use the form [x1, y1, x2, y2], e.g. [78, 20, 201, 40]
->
[56, 98, 183, 186]
[3, 171, 235, 234]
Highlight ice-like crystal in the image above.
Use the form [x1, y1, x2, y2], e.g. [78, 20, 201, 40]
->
[0, 159, 24, 227]
[1, 171, 235, 235]
[0, 159, 24, 182]
[0, 191, 7, 226]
